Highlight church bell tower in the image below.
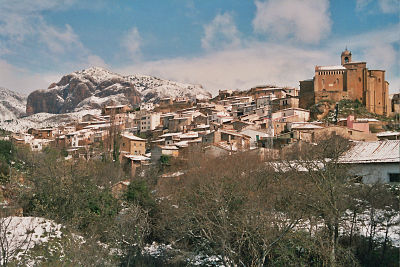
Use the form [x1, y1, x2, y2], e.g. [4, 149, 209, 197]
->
[341, 48, 352, 65]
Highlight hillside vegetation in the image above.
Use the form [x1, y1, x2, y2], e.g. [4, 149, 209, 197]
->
[0, 135, 398, 266]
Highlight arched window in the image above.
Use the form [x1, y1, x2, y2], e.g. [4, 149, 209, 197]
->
[336, 78, 339, 84]
[322, 78, 325, 86]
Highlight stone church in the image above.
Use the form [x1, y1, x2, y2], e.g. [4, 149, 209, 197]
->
[299, 49, 390, 116]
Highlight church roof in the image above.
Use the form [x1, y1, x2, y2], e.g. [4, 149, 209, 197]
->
[341, 49, 352, 56]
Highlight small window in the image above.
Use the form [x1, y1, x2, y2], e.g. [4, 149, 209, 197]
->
[134, 143, 136, 146]
[358, 77, 361, 82]
[389, 173, 400, 183]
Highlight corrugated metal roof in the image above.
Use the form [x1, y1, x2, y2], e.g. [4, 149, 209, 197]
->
[340, 140, 400, 163]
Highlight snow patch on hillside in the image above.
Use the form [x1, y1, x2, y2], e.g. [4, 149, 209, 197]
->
[0, 217, 63, 264]
[0, 87, 27, 122]
[0, 109, 101, 133]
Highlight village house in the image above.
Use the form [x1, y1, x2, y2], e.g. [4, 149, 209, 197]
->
[240, 128, 270, 148]
[390, 93, 400, 115]
[120, 133, 146, 156]
[11, 132, 34, 145]
[273, 96, 299, 112]
[102, 104, 130, 115]
[28, 128, 57, 139]
[202, 129, 251, 150]
[340, 140, 400, 183]
[140, 112, 161, 132]
[122, 155, 151, 177]
[271, 108, 310, 122]
[376, 131, 400, 140]
[299, 125, 378, 143]
[151, 145, 180, 162]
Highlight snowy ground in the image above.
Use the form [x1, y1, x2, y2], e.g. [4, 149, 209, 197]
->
[0, 109, 101, 133]
[0, 217, 63, 264]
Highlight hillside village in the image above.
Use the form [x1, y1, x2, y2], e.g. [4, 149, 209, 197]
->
[0, 50, 399, 266]
[2, 50, 400, 185]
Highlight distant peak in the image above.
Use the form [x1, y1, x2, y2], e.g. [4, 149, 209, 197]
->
[75, 66, 118, 76]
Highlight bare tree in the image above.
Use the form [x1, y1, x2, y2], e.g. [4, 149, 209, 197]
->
[0, 216, 34, 266]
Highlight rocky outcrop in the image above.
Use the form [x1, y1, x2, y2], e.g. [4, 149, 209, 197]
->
[26, 68, 141, 115]
[26, 67, 211, 115]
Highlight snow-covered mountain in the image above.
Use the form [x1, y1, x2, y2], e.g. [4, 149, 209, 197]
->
[126, 73, 211, 103]
[0, 87, 27, 121]
[27, 67, 211, 115]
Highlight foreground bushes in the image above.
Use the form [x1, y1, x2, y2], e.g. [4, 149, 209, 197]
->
[3, 136, 399, 266]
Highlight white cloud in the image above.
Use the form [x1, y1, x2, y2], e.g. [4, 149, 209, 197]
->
[252, 0, 332, 44]
[117, 43, 334, 96]
[356, 0, 373, 11]
[121, 27, 142, 61]
[0, 0, 107, 93]
[378, 0, 400, 13]
[329, 24, 400, 85]
[116, 23, 400, 96]
[356, 0, 400, 14]
[86, 55, 108, 68]
[0, 59, 61, 94]
[201, 12, 241, 50]
[38, 22, 84, 54]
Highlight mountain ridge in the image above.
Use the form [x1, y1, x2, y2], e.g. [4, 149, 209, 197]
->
[26, 67, 211, 115]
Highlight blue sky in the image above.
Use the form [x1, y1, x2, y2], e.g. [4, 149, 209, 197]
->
[0, 0, 399, 95]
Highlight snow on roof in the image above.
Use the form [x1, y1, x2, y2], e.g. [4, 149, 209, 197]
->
[340, 140, 400, 163]
[152, 138, 165, 143]
[124, 155, 150, 161]
[317, 65, 347, 70]
[195, 124, 210, 129]
[159, 145, 179, 150]
[179, 132, 198, 139]
[219, 129, 250, 138]
[160, 132, 182, 137]
[356, 118, 380, 122]
[122, 133, 146, 141]
[377, 131, 400, 137]
[104, 104, 127, 109]
[83, 123, 110, 129]
[174, 141, 189, 147]
[291, 123, 324, 130]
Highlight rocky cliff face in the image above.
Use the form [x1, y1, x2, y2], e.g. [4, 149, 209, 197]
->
[26, 68, 141, 115]
[26, 67, 211, 115]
